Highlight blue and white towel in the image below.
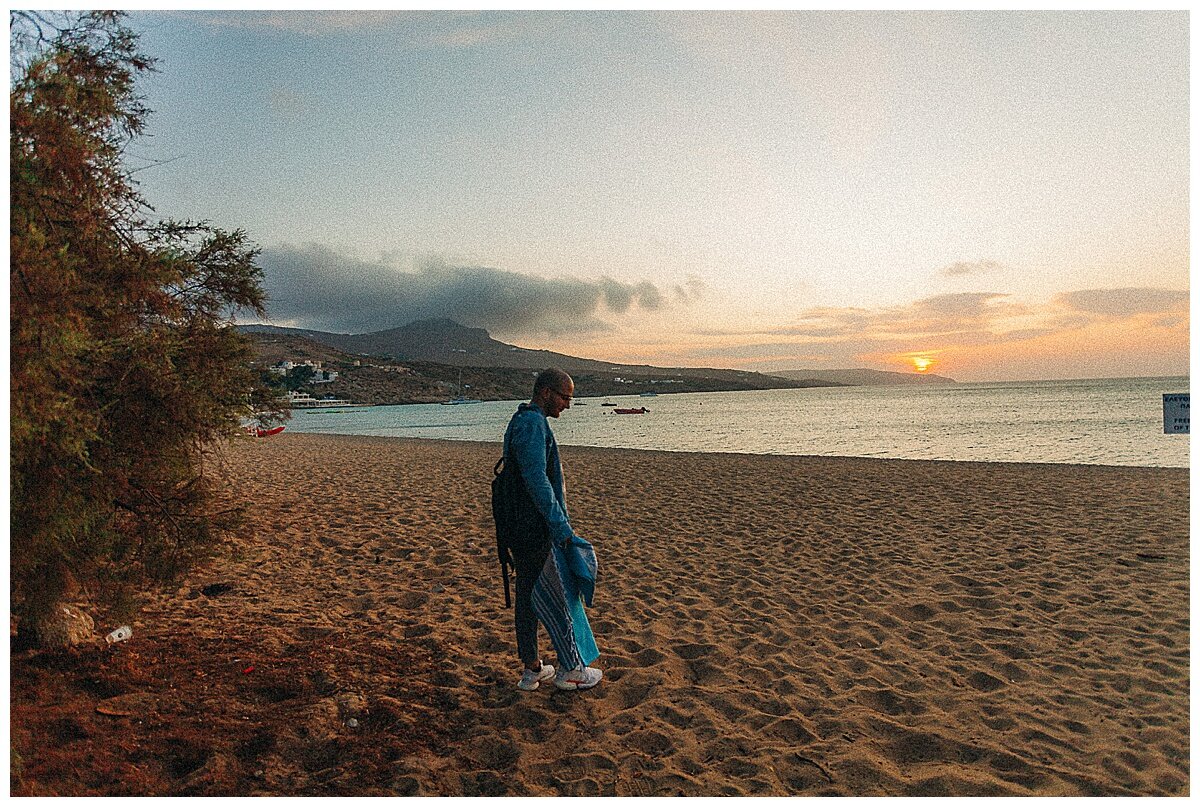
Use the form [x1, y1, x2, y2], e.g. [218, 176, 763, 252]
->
[532, 539, 599, 668]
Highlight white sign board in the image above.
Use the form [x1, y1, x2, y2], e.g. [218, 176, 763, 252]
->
[1163, 393, 1189, 434]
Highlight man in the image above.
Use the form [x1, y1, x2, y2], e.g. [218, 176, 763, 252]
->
[502, 368, 602, 691]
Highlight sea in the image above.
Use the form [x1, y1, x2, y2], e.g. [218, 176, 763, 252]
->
[284, 376, 1190, 468]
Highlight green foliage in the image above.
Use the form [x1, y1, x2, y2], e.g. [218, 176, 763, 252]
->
[284, 364, 317, 391]
[10, 12, 285, 628]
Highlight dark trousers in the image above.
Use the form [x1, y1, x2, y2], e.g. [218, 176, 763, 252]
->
[512, 539, 551, 668]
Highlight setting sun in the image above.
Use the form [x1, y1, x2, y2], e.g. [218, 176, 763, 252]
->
[912, 357, 933, 373]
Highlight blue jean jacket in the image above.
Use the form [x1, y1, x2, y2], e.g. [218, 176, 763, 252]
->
[503, 402, 597, 607]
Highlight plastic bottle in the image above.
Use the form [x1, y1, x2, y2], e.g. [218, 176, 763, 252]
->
[106, 625, 133, 644]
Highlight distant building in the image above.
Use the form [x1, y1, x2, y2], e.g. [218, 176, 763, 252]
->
[287, 391, 362, 408]
[270, 359, 338, 383]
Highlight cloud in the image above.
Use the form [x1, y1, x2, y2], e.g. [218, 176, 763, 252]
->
[598, 278, 664, 313]
[1055, 287, 1188, 318]
[190, 10, 524, 50]
[195, 11, 404, 36]
[252, 244, 682, 335]
[750, 293, 1020, 340]
[673, 277, 705, 305]
[681, 285, 1188, 375]
[940, 259, 1004, 278]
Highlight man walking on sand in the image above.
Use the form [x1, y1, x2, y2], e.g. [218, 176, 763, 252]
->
[502, 368, 602, 692]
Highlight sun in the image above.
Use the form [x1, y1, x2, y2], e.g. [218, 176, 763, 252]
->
[912, 357, 933, 373]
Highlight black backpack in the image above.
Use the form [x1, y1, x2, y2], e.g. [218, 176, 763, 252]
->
[491, 453, 550, 607]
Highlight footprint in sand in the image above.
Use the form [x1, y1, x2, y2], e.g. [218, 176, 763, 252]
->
[615, 679, 657, 711]
[891, 603, 938, 622]
[467, 735, 521, 770]
[857, 687, 927, 717]
[632, 647, 667, 666]
[671, 641, 717, 660]
[686, 658, 725, 686]
[965, 670, 1007, 692]
[765, 716, 819, 744]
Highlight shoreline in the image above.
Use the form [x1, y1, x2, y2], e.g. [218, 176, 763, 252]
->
[266, 430, 1193, 472]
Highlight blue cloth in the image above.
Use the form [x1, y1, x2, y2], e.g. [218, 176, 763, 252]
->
[549, 540, 599, 665]
[559, 531, 597, 608]
[504, 402, 599, 665]
[531, 547, 590, 669]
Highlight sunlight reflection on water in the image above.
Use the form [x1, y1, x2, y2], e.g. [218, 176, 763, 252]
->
[286, 377, 1189, 468]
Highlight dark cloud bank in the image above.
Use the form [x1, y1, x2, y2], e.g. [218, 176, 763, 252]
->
[253, 244, 696, 334]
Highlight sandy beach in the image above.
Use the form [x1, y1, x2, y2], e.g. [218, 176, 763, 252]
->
[13, 433, 1189, 795]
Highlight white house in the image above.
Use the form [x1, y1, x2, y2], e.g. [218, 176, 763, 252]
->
[270, 359, 337, 383]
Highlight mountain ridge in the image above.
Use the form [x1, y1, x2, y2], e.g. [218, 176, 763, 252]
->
[240, 320, 955, 389]
[771, 368, 957, 386]
[239, 320, 845, 404]
[239, 320, 831, 385]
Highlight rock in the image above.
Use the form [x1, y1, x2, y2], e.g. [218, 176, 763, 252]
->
[32, 604, 95, 649]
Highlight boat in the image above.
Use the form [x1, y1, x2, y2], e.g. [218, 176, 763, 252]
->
[244, 424, 286, 437]
[639, 391, 658, 397]
[614, 407, 649, 415]
[442, 370, 482, 405]
[601, 402, 617, 407]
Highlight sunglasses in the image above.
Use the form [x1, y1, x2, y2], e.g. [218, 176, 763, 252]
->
[551, 388, 573, 403]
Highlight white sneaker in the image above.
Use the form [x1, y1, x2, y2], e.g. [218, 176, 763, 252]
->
[554, 665, 602, 691]
[518, 662, 555, 691]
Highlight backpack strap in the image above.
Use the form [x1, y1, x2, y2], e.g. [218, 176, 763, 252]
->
[494, 456, 513, 607]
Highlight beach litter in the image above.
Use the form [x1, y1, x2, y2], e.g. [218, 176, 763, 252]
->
[105, 625, 133, 644]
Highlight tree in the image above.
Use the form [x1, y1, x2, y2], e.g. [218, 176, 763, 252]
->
[10, 11, 284, 642]
[284, 364, 317, 391]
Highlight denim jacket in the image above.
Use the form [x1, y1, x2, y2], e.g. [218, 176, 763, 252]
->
[503, 402, 597, 606]
[503, 402, 573, 547]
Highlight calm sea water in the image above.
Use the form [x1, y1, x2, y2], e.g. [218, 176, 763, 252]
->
[285, 377, 1190, 468]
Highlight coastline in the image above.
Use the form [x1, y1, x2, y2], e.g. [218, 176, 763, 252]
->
[284, 376, 1191, 469]
[13, 433, 1189, 795]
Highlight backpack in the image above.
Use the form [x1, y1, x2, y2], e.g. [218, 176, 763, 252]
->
[491, 453, 549, 607]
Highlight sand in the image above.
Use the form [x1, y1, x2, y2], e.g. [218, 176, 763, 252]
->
[44, 432, 1190, 795]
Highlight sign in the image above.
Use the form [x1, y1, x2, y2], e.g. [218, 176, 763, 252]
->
[1163, 393, 1189, 434]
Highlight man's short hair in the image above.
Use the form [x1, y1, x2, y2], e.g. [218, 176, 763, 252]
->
[534, 367, 571, 396]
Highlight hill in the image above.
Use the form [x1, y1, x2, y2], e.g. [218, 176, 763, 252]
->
[771, 368, 957, 386]
[242, 323, 843, 405]
[241, 319, 842, 387]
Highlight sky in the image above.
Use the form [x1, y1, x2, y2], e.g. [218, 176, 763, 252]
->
[125, 9, 1189, 382]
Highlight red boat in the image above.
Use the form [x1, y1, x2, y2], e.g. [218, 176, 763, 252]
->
[613, 407, 649, 415]
[255, 426, 286, 437]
